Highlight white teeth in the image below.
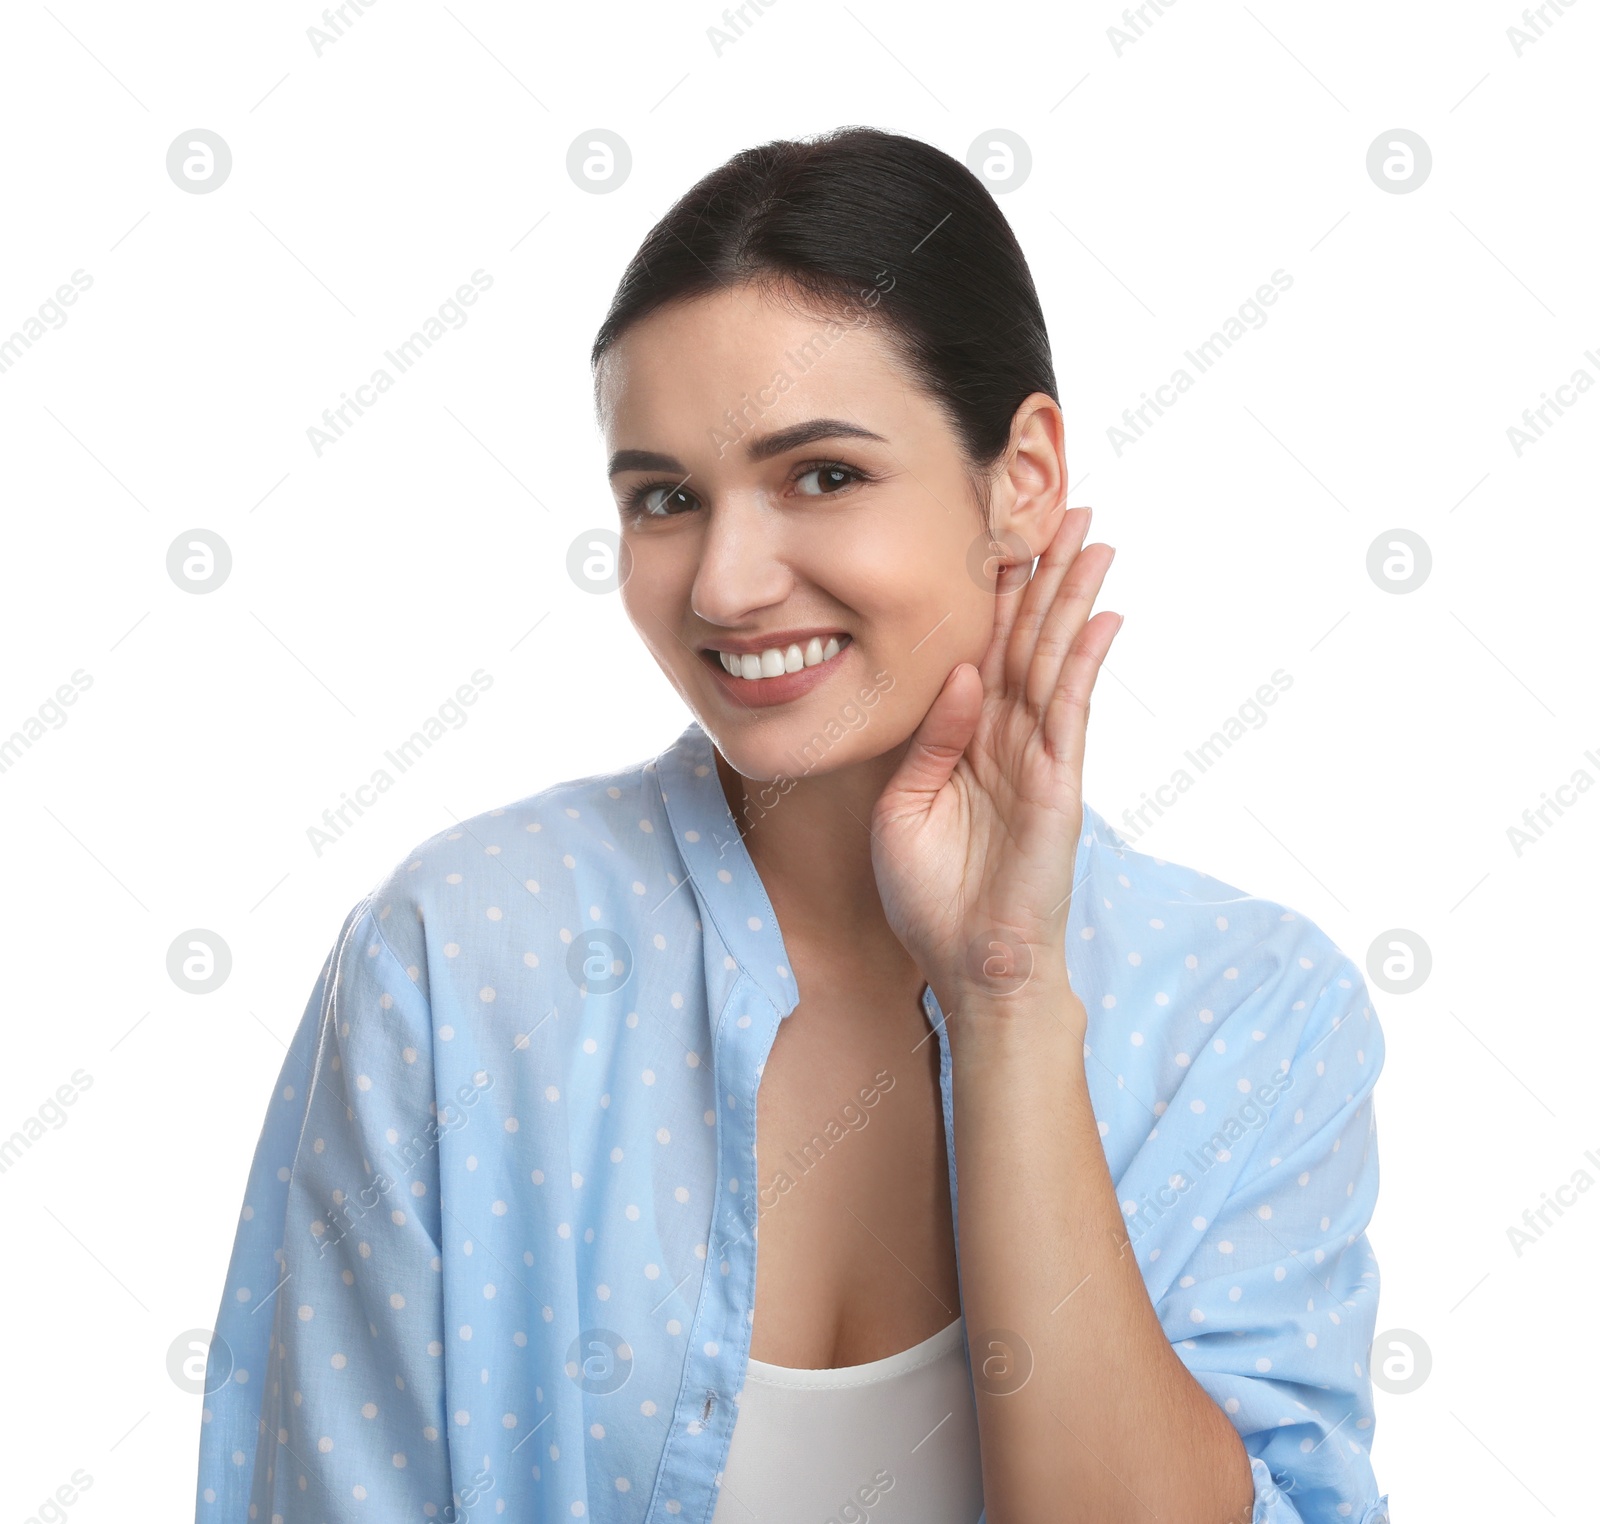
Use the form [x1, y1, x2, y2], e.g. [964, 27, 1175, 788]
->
[714, 637, 848, 679]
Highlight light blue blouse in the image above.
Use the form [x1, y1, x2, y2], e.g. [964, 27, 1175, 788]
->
[195, 717, 1390, 1523]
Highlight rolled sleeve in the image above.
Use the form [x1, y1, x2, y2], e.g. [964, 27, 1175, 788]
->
[196, 895, 456, 1521]
[1165, 955, 1389, 1524]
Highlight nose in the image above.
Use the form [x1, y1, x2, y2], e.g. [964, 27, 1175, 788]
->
[689, 493, 794, 630]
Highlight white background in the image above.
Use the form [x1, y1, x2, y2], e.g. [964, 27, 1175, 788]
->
[1, 1, 1594, 1518]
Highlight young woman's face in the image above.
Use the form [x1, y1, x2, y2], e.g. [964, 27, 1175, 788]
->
[597, 282, 1039, 785]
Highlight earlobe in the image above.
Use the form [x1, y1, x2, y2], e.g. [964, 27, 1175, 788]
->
[989, 497, 1064, 567]
[989, 392, 1068, 555]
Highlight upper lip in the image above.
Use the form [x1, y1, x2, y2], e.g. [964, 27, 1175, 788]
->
[696, 628, 851, 656]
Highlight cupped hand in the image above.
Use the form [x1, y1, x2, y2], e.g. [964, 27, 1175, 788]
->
[869, 504, 1121, 1007]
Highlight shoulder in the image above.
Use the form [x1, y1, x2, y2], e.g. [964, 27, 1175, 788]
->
[1073, 801, 1380, 1107]
[351, 748, 674, 976]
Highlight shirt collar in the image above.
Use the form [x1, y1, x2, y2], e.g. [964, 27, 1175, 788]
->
[654, 716, 1109, 1013]
[654, 718, 800, 1018]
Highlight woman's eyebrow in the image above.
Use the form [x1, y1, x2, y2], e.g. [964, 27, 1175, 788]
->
[743, 418, 887, 462]
[607, 418, 886, 477]
[608, 448, 682, 476]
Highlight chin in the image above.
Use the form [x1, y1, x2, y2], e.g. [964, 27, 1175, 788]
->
[714, 729, 858, 785]
[698, 689, 910, 789]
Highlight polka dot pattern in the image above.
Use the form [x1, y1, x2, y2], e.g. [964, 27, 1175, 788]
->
[196, 720, 1388, 1524]
[1084, 812, 1388, 1523]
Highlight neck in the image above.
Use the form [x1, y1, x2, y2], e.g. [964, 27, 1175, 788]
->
[712, 739, 909, 945]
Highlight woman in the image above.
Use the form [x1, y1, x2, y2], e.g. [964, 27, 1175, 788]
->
[195, 127, 1388, 1524]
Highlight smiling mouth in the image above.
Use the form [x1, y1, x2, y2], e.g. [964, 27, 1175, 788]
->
[703, 634, 849, 680]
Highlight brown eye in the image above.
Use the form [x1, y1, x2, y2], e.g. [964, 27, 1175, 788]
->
[794, 464, 860, 497]
[630, 483, 699, 517]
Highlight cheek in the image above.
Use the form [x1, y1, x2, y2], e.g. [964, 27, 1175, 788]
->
[830, 496, 990, 632]
[618, 584, 689, 694]
[618, 544, 682, 637]
[862, 567, 996, 675]
[811, 524, 994, 700]
[849, 601, 992, 745]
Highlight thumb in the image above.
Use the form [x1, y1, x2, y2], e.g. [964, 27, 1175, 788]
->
[877, 662, 984, 820]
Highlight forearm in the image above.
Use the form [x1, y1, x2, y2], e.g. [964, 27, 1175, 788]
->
[942, 966, 1256, 1524]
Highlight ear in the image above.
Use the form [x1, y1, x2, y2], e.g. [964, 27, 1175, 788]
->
[985, 391, 1069, 561]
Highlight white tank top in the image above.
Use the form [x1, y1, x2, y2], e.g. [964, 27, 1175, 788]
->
[709, 1315, 985, 1523]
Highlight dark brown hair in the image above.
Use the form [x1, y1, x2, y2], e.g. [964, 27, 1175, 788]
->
[590, 125, 1058, 502]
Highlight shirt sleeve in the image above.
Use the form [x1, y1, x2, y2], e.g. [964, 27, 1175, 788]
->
[1161, 954, 1391, 1524]
[195, 893, 456, 1522]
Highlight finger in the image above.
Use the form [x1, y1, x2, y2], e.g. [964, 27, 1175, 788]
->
[1044, 609, 1123, 771]
[1025, 541, 1116, 717]
[1003, 505, 1092, 698]
[976, 552, 1036, 694]
[876, 662, 984, 823]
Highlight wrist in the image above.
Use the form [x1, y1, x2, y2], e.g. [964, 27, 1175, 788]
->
[935, 964, 1088, 1063]
[928, 923, 1069, 1004]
